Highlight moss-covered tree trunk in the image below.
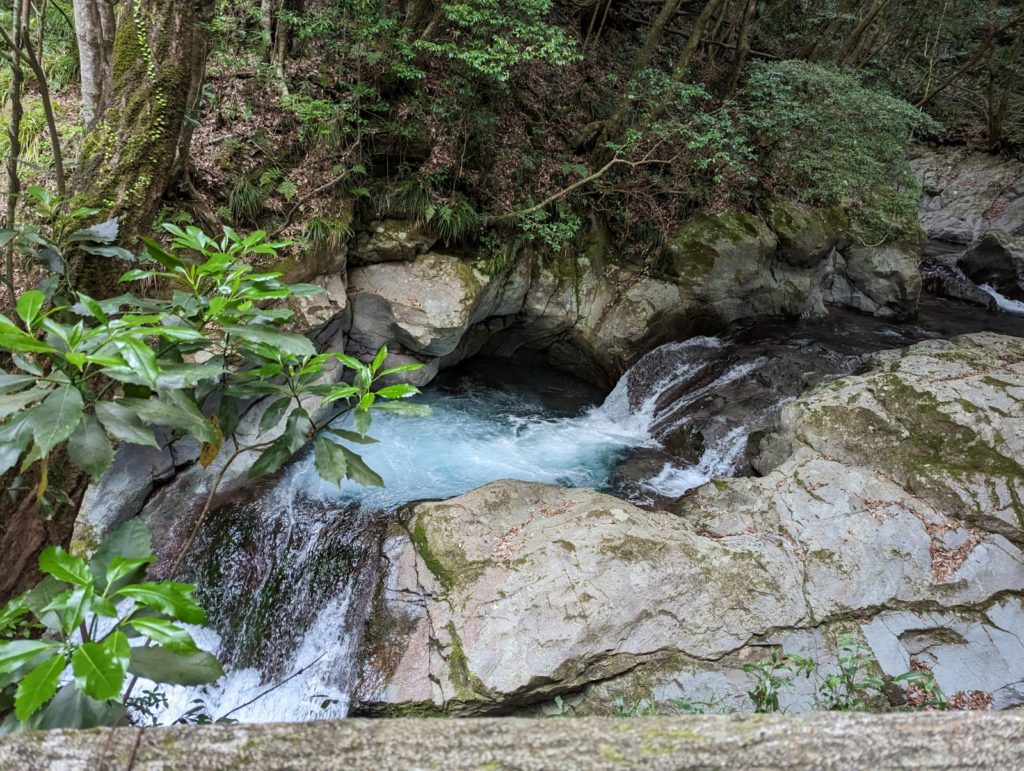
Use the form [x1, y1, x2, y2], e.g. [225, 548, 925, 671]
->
[72, 0, 212, 296]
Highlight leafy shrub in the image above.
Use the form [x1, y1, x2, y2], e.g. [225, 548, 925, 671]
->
[0, 211, 429, 515]
[0, 520, 221, 732]
[741, 60, 939, 242]
[417, 0, 578, 84]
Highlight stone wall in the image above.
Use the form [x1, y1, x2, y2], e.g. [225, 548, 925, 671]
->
[1, 714, 1021, 770]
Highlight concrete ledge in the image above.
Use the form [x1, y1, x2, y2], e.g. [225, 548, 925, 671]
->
[1, 713, 1021, 770]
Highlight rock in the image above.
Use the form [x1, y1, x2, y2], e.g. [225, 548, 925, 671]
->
[920, 257, 998, 310]
[958, 229, 1024, 298]
[355, 333, 1024, 716]
[912, 147, 1024, 254]
[347, 253, 530, 384]
[827, 243, 922, 320]
[349, 219, 437, 265]
[287, 273, 352, 348]
[764, 201, 848, 268]
[4, 714, 1024, 771]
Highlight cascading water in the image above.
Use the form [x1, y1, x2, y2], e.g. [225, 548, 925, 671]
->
[148, 302, 1024, 725]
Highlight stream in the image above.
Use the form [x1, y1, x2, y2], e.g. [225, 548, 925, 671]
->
[148, 291, 1024, 726]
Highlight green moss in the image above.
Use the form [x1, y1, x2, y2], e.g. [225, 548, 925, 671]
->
[411, 516, 457, 591]
[599, 535, 669, 564]
[444, 621, 492, 704]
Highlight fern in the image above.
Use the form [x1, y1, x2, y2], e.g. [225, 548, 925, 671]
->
[433, 198, 480, 245]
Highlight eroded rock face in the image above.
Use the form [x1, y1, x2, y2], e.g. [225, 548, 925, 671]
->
[354, 333, 1024, 715]
[913, 147, 1024, 254]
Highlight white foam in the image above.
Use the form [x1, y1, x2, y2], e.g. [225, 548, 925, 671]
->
[982, 284, 1024, 315]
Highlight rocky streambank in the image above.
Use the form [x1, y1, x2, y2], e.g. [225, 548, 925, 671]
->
[355, 332, 1024, 716]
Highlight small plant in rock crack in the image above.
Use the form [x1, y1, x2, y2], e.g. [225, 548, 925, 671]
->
[610, 693, 660, 717]
[743, 648, 814, 713]
[894, 668, 948, 711]
[0, 520, 222, 733]
[818, 634, 887, 711]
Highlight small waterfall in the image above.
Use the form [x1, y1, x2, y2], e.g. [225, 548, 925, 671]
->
[982, 284, 1024, 315]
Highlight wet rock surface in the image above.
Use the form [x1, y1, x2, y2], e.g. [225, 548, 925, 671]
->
[355, 333, 1024, 716]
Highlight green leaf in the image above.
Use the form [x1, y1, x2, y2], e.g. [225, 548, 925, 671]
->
[314, 435, 347, 486]
[247, 438, 292, 480]
[28, 385, 84, 456]
[68, 218, 119, 244]
[71, 634, 128, 702]
[374, 384, 420, 399]
[38, 546, 91, 587]
[128, 618, 198, 653]
[67, 415, 114, 477]
[0, 323, 58, 353]
[127, 646, 223, 686]
[40, 587, 92, 635]
[14, 653, 65, 721]
[322, 385, 360, 405]
[0, 386, 52, 419]
[372, 401, 432, 418]
[376, 363, 425, 378]
[115, 582, 205, 625]
[0, 640, 61, 675]
[118, 394, 216, 443]
[258, 396, 291, 434]
[89, 519, 154, 591]
[114, 338, 159, 386]
[370, 345, 388, 373]
[94, 401, 159, 448]
[23, 577, 66, 632]
[324, 428, 378, 445]
[105, 556, 156, 588]
[221, 324, 315, 358]
[75, 294, 108, 324]
[0, 374, 37, 394]
[15, 291, 45, 328]
[139, 236, 185, 270]
[339, 446, 384, 487]
[353, 407, 371, 436]
[35, 683, 125, 730]
[0, 412, 34, 475]
[0, 596, 28, 633]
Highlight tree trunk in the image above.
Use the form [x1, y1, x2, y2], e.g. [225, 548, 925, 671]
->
[595, 0, 685, 148]
[72, 0, 212, 295]
[803, 0, 855, 63]
[835, 0, 890, 65]
[260, 0, 276, 59]
[72, 0, 116, 126]
[3, 0, 28, 310]
[725, 0, 756, 95]
[989, 28, 1023, 150]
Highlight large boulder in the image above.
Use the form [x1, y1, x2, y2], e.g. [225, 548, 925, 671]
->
[825, 242, 922, 320]
[958, 229, 1024, 299]
[347, 252, 530, 383]
[355, 333, 1024, 716]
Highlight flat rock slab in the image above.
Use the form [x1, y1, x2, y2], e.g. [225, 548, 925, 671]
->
[1, 714, 1022, 770]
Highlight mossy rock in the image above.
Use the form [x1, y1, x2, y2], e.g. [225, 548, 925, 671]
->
[763, 200, 848, 268]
